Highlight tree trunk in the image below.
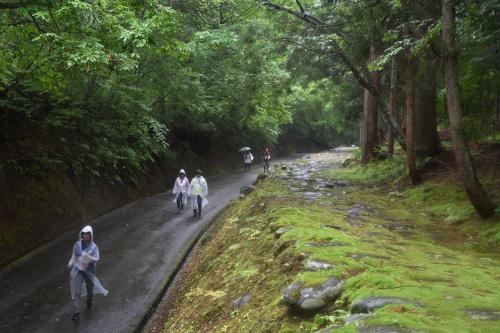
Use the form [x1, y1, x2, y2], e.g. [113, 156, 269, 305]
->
[405, 57, 420, 184]
[402, 0, 420, 184]
[361, 45, 381, 164]
[387, 57, 398, 156]
[496, 86, 500, 134]
[442, 0, 496, 218]
[414, 59, 440, 157]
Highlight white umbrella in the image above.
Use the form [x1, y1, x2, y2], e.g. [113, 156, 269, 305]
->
[239, 147, 251, 152]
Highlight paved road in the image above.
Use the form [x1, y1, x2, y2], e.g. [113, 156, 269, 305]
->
[0, 168, 260, 333]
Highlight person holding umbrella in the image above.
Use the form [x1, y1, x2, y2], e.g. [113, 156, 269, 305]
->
[240, 147, 253, 172]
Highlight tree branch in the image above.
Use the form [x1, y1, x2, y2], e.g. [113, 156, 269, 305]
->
[295, 0, 304, 14]
[260, 0, 406, 149]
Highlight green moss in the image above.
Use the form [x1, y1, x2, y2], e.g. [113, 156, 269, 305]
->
[160, 156, 500, 333]
[319, 154, 406, 186]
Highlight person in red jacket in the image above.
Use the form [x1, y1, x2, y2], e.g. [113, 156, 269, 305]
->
[262, 147, 271, 172]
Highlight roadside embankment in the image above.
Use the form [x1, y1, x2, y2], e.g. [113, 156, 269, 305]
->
[151, 148, 500, 333]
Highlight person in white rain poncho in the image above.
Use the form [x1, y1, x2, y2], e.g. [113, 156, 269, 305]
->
[243, 151, 254, 172]
[172, 169, 189, 212]
[188, 169, 208, 217]
[67, 225, 108, 320]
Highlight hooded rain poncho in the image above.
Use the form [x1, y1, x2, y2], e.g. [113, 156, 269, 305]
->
[172, 169, 189, 205]
[68, 225, 108, 299]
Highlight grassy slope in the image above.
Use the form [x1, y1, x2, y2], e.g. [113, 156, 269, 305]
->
[154, 150, 500, 333]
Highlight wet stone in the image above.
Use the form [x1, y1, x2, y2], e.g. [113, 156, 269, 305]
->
[305, 260, 334, 271]
[305, 241, 348, 247]
[268, 223, 279, 232]
[255, 173, 268, 184]
[321, 224, 344, 231]
[275, 226, 293, 238]
[346, 207, 369, 225]
[382, 224, 414, 232]
[324, 180, 349, 187]
[348, 221, 364, 228]
[351, 297, 418, 314]
[365, 231, 384, 237]
[298, 175, 312, 182]
[350, 254, 390, 260]
[347, 208, 361, 217]
[345, 313, 374, 325]
[240, 185, 255, 196]
[273, 239, 296, 257]
[233, 293, 252, 310]
[315, 326, 341, 333]
[464, 309, 500, 320]
[342, 158, 356, 167]
[282, 278, 343, 311]
[301, 192, 322, 200]
[357, 326, 420, 333]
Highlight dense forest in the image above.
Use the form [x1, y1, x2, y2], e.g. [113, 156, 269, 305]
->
[0, 1, 499, 261]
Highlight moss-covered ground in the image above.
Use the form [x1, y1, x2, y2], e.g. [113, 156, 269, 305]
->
[152, 149, 500, 333]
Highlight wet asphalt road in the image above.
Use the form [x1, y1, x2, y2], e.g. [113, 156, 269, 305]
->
[0, 168, 260, 333]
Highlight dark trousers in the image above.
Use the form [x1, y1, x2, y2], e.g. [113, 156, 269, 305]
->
[193, 195, 202, 216]
[244, 162, 251, 171]
[73, 270, 94, 312]
[263, 159, 269, 171]
[176, 192, 184, 210]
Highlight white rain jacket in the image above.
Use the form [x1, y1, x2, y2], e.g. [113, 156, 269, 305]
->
[244, 152, 254, 164]
[188, 175, 209, 207]
[68, 226, 108, 299]
[188, 176, 208, 197]
[172, 169, 189, 204]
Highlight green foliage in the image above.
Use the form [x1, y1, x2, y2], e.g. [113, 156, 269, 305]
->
[284, 77, 361, 147]
[321, 152, 406, 186]
[0, 1, 296, 180]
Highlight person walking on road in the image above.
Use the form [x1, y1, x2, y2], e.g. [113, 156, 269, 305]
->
[243, 151, 254, 172]
[173, 169, 189, 212]
[188, 169, 208, 217]
[67, 225, 108, 321]
[262, 147, 271, 172]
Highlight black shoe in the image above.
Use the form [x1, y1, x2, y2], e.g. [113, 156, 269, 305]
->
[72, 312, 80, 320]
[193, 210, 197, 217]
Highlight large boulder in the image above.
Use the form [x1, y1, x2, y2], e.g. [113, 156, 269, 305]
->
[283, 278, 343, 311]
[240, 185, 255, 196]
